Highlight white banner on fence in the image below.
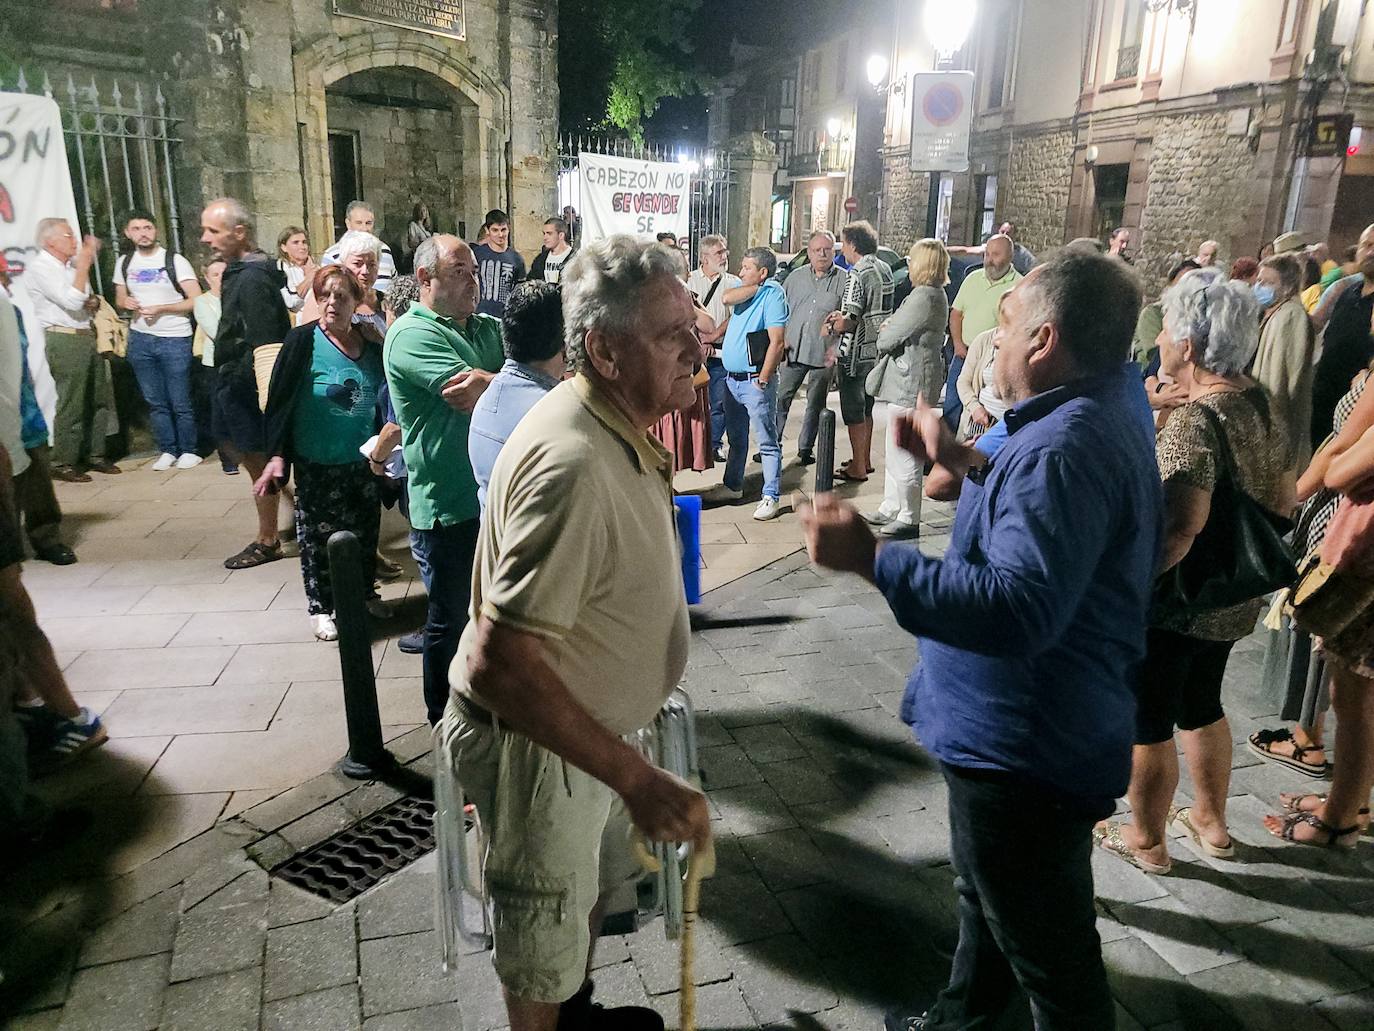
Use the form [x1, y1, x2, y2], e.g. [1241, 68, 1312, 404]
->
[578, 152, 692, 242]
[0, 92, 83, 442]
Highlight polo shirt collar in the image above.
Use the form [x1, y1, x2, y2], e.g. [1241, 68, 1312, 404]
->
[410, 301, 474, 336]
[570, 374, 672, 480]
[984, 266, 1019, 287]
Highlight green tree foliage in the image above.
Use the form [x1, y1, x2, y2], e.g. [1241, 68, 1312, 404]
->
[559, 0, 705, 141]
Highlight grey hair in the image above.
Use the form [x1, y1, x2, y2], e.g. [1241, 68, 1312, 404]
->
[743, 246, 777, 277]
[382, 274, 420, 317]
[1161, 268, 1261, 376]
[413, 236, 442, 277]
[35, 217, 72, 247]
[1018, 251, 1143, 374]
[699, 233, 726, 252]
[345, 200, 374, 219]
[807, 229, 836, 246]
[205, 197, 254, 239]
[335, 230, 383, 265]
[561, 234, 686, 371]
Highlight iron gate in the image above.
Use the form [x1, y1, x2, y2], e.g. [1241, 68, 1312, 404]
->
[1, 67, 183, 293]
[557, 134, 735, 270]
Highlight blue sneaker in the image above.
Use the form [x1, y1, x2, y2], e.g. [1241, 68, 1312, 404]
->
[35, 708, 109, 771]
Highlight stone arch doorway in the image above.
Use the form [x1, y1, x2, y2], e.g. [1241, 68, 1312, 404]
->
[294, 32, 510, 258]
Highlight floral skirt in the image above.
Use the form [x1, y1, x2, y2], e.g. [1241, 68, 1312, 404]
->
[294, 460, 380, 615]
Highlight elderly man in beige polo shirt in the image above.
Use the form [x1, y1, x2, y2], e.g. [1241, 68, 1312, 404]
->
[438, 234, 711, 1031]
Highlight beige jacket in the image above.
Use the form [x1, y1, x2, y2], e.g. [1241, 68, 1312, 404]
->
[1252, 298, 1315, 470]
[956, 327, 998, 440]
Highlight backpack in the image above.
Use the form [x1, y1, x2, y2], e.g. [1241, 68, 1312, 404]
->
[120, 247, 188, 299]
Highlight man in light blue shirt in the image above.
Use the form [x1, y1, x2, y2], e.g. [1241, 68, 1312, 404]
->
[719, 246, 789, 520]
[469, 280, 566, 512]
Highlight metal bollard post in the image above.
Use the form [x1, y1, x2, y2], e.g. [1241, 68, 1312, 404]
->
[814, 409, 836, 494]
[328, 530, 397, 779]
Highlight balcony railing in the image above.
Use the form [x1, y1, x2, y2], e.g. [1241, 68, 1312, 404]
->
[787, 142, 849, 178]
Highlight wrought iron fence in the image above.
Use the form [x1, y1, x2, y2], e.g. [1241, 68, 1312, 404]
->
[556, 134, 735, 270]
[1, 66, 183, 293]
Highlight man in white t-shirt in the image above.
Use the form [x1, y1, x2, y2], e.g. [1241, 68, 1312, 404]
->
[685, 234, 741, 460]
[321, 201, 397, 295]
[530, 216, 575, 284]
[113, 210, 204, 470]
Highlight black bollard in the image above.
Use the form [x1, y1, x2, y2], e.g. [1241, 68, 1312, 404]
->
[814, 409, 836, 494]
[328, 530, 397, 779]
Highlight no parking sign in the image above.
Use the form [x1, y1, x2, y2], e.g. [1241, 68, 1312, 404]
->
[910, 71, 975, 172]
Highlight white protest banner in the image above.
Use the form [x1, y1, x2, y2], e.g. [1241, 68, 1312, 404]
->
[0, 92, 84, 441]
[578, 151, 691, 242]
[909, 71, 975, 173]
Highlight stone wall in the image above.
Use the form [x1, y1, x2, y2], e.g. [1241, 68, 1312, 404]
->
[879, 155, 930, 253]
[1001, 128, 1075, 257]
[1138, 111, 1256, 290]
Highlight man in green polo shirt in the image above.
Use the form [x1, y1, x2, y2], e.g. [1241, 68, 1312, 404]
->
[945, 234, 1020, 430]
[385, 234, 505, 724]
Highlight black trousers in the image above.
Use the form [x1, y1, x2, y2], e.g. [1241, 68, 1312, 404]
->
[415, 518, 481, 725]
[924, 764, 1116, 1031]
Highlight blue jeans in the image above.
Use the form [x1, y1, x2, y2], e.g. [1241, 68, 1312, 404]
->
[707, 357, 727, 451]
[723, 375, 782, 500]
[943, 353, 966, 432]
[415, 519, 480, 725]
[127, 330, 197, 455]
[409, 528, 433, 591]
[923, 765, 1114, 1030]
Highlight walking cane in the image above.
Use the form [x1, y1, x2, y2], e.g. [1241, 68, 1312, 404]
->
[634, 834, 716, 1031]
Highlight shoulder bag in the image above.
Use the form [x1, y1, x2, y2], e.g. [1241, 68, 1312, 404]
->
[1153, 401, 1297, 617]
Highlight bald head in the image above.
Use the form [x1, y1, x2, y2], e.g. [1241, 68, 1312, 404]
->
[984, 234, 1014, 278]
[200, 197, 254, 261]
[414, 233, 479, 320]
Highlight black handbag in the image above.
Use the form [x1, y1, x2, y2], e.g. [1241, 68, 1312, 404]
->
[1152, 400, 1297, 617]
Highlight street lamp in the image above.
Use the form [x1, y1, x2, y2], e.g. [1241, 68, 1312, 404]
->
[924, 0, 977, 62]
[866, 54, 889, 88]
[826, 116, 843, 138]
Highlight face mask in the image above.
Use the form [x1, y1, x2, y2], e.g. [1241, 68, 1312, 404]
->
[1252, 283, 1277, 308]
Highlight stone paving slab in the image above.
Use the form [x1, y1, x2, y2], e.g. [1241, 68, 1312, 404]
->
[8, 534, 1374, 1029]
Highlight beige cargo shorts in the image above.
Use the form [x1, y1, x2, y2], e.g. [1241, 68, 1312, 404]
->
[439, 696, 644, 1003]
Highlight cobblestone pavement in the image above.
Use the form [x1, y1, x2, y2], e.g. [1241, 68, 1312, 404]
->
[6, 527, 1374, 1029]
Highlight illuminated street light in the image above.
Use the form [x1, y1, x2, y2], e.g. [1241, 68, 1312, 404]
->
[924, 0, 977, 59]
[866, 53, 889, 88]
[826, 116, 843, 138]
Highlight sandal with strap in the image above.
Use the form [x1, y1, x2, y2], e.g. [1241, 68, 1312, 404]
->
[1093, 821, 1171, 874]
[224, 540, 283, 570]
[1168, 805, 1235, 859]
[1247, 727, 1330, 778]
[1269, 810, 1360, 849]
[1280, 793, 1371, 831]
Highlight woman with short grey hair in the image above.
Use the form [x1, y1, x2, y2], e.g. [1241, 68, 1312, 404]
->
[1096, 267, 1293, 875]
[298, 231, 386, 337]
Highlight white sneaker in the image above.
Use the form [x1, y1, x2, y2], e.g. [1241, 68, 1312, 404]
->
[312, 614, 339, 641]
[175, 452, 203, 469]
[366, 598, 394, 620]
[151, 452, 176, 472]
[753, 496, 781, 521]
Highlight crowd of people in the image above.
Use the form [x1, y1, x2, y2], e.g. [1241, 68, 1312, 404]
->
[4, 192, 1374, 1030]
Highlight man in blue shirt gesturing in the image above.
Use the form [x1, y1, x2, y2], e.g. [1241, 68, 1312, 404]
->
[799, 251, 1163, 1031]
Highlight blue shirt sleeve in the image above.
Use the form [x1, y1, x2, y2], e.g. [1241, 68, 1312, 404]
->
[763, 284, 789, 328]
[872, 447, 1115, 656]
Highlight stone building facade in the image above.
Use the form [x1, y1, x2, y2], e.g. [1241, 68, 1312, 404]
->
[5, 0, 557, 264]
[869, 0, 1374, 293]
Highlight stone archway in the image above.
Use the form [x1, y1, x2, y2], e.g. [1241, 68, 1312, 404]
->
[294, 31, 510, 254]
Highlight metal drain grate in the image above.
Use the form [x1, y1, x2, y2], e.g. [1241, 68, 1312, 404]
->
[272, 795, 437, 903]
